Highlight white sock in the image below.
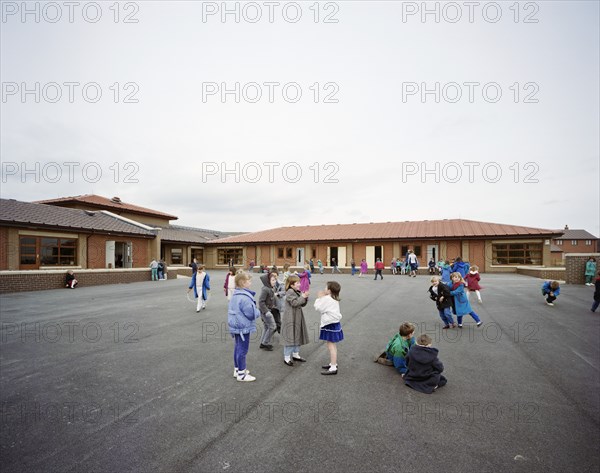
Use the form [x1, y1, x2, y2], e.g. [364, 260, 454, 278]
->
[284, 356, 291, 362]
[329, 364, 337, 371]
[292, 352, 300, 358]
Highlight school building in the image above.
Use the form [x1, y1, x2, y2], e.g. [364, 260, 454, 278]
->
[206, 219, 566, 274]
[2, 194, 597, 292]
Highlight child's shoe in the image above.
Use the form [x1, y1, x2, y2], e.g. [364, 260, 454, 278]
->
[442, 325, 450, 330]
[546, 301, 554, 306]
[458, 324, 463, 328]
[476, 321, 482, 327]
[451, 323, 457, 328]
[233, 368, 250, 378]
[237, 373, 256, 382]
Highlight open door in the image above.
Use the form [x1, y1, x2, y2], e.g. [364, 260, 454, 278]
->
[105, 241, 115, 268]
[337, 247, 347, 267]
[366, 246, 375, 267]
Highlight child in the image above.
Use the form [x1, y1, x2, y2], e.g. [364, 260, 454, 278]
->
[449, 272, 482, 328]
[187, 264, 210, 312]
[272, 271, 285, 333]
[396, 258, 402, 275]
[542, 280, 560, 306]
[591, 271, 600, 312]
[384, 322, 416, 375]
[464, 265, 483, 303]
[228, 271, 261, 382]
[428, 276, 456, 329]
[451, 257, 468, 278]
[391, 258, 397, 275]
[360, 259, 368, 277]
[428, 258, 436, 275]
[440, 260, 452, 285]
[314, 281, 344, 375]
[282, 263, 292, 286]
[224, 267, 236, 301]
[350, 259, 357, 276]
[65, 270, 78, 288]
[149, 259, 159, 281]
[404, 334, 447, 394]
[317, 259, 324, 275]
[374, 258, 384, 280]
[298, 265, 311, 292]
[585, 257, 597, 286]
[281, 275, 310, 366]
[258, 272, 278, 351]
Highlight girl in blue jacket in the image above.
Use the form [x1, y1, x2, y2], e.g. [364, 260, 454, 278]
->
[228, 271, 261, 382]
[449, 272, 482, 328]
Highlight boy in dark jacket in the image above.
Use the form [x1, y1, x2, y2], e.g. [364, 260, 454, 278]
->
[428, 276, 456, 329]
[404, 334, 447, 394]
[591, 271, 600, 313]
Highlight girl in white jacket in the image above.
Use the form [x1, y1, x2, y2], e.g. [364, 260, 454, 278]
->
[314, 281, 344, 375]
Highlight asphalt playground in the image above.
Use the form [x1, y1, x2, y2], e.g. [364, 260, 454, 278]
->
[0, 271, 599, 473]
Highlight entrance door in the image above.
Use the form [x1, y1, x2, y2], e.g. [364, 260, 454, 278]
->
[106, 241, 115, 268]
[337, 247, 347, 267]
[426, 245, 438, 263]
[366, 246, 375, 267]
[296, 248, 305, 266]
[328, 247, 338, 266]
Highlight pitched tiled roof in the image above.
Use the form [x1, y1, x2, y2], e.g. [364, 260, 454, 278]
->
[0, 199, 156, 237]
[35, 194, 178, 220]
[554, 229, 598, 240]
[159, 225, 231, 244]
[211, 219, 561, 244]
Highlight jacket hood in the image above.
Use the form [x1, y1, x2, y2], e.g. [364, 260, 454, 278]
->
[454, 261, 466, 269]
[260, 273, 273, 288]
[410, 345, 439, 364]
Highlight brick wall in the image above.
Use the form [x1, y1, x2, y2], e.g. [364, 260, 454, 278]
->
[564, 253, 600, 284]
[0, 268, 178, 294]
[516, 267, 566, 281]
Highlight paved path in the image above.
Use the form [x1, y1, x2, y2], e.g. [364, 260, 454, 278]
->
[1, 272, 598, 472]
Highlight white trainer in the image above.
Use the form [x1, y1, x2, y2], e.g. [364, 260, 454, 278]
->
[237, 373, 256, 382]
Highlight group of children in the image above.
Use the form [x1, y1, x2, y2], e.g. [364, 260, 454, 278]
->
[225, 266, 344, 382]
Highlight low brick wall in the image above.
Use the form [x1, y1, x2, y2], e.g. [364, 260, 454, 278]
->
[172, 267, 194, 277]
[564, 253, 600, 284]
[0, 268, 178, 294]
[516, 267, 566, 282]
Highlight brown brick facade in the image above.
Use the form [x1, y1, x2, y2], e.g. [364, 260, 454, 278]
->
[0, 227, 8, 270]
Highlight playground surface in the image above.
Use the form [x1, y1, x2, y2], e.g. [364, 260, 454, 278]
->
[1, 271, 598, 473]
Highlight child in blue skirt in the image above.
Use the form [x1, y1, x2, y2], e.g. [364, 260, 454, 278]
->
[314, 281, 344, 375]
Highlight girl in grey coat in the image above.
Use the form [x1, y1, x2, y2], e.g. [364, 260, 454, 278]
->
[281, 275, 310, 366]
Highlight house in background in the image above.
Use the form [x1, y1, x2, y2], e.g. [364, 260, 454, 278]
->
[550, 225, 599, 266]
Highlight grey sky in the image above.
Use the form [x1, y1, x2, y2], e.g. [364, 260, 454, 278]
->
[1, 1, 598, 235]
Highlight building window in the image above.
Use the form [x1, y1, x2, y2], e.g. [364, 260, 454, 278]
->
[191, 248, 204, 263]
[278, 248, 284, 258]
[40, 237, 77, 265]
[286, 247, 293, 259]
[585, 240, 592, 246]
[492, 243, 542, 265]
[171, 248, 183, 264]
[555, 240, 563, 245]
[401, 245, 409, 256]
[218, 248, 243, 265]
[414, 246, 422, 257]
[312, 247, 317, 259]
[19, 236, 37, 265]
[571, 240, 578, 246]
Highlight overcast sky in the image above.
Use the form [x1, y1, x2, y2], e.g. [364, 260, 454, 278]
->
[1, 1, 598, 236]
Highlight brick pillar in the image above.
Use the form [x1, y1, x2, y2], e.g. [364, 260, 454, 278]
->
[564, 253, 600, 284]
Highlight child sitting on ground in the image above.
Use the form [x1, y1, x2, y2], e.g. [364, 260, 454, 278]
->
[384, 322, 416, 375]
[404, 334, 447, 394]
[542, 280, 561, 306]
[65, 270, 78, 288]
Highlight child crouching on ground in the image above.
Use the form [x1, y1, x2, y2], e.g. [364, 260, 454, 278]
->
[404, 334, 447, 394]
[384, 322, 416, 375]
[542, 280, 560, 306]
[65, 270, 78, 288]
[428, 276, 456, 329]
